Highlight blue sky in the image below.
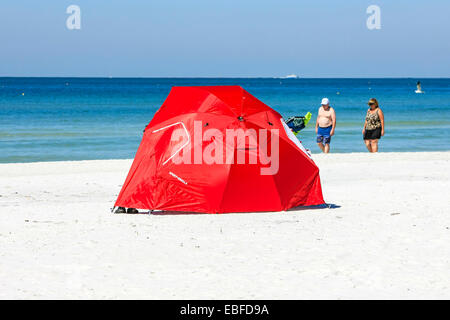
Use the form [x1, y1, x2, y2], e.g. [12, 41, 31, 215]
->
[1, 0, 449, 77]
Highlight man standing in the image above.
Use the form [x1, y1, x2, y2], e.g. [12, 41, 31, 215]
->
[315, 98, 336, 153]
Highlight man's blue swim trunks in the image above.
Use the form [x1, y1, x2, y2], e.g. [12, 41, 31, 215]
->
[317, 125, 332, 144]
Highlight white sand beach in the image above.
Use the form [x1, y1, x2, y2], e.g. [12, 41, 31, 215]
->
[0, 152, 449, 299]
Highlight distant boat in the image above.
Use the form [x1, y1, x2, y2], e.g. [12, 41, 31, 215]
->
[415, 81, 424, 94]
[282, 74, 299, 79]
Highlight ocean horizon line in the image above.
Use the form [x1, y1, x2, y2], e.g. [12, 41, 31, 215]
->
[1, 76, 450, 80]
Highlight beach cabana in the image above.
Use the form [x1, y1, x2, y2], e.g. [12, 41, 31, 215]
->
[114, 86, 324, 213]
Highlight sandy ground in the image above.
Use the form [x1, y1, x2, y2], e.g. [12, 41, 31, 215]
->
[0, 152, 449, 299]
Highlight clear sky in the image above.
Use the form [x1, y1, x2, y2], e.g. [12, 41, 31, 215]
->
[1, 0, 449, 77]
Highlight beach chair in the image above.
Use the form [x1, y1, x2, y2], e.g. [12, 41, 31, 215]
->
[284, 112, 312, 135]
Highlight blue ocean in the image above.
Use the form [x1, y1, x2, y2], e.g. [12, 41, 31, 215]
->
[1, 78, 449, 163]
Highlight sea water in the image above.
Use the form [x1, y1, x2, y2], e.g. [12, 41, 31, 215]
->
[1, 77, 449, 163]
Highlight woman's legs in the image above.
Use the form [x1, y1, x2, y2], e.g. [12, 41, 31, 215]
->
[370, 139, 379, 152]
[364, 139, 372, 152]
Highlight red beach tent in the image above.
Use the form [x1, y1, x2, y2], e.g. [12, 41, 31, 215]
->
[114, 86, 324, 213]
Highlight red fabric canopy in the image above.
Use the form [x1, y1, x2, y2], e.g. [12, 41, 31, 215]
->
[115, 86, 324, 213]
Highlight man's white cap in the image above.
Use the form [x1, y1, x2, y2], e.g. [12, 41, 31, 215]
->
[321, 98, 330, 105]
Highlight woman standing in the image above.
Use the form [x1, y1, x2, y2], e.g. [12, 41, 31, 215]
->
[362, 98, 384, 152]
